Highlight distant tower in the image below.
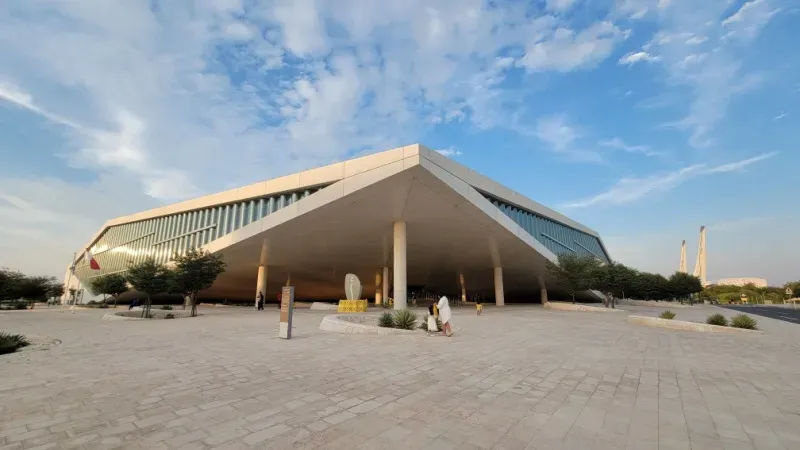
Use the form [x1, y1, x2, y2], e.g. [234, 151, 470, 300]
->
[692, 226, 707, 285]
[679, 240, 687, 273]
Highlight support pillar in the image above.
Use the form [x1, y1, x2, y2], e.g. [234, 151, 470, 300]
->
[494, 267, 505, 306]
[382, 266, 389, 306]
[393, 221, 407, 310]
[541, 286, 549, 305]
[459, 273, 466, 303]
[375, 271, 383, 305]
[256, 264, 267, 310]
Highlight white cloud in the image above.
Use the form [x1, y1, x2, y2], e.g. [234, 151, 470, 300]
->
[534, 115, 602, 163]
[519, 22, 627, 72]
[773, 112, 787, 121]
[0, 176, 158, 278]
[599, 137, 661, 157]
[562, 152, 777, 208]
[635, 1, 778, 147]
[436, 147, 463, 157]
[722, 0, 781, 41]
[705, 151, 777, 173]
[618, 51, 661, 65]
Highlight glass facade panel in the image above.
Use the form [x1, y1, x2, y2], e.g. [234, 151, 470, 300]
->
[74, 184, 332, 283]
[481, 193, 609, 262]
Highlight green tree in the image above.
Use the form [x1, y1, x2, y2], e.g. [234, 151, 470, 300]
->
[89, 274, 129, 307]
[592, 262, 636, 307]
[126, 258, 173, 318]
[171, 249, 226, 317]
[547, 254, 602, 303]
[631, 272, 670, 300]
[667, 272, 703, 299]
[0, 269, 25, 299]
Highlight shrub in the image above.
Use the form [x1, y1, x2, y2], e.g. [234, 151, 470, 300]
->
[659, 310, 676, 320]
[393, 310, 417, 330]
[706, 314, 728, 326]
[161, 305, 173, 310]
[13, 301, 28, 310]
[0, 332, 30, 355]
[378, 312, 394, 328]
[730, 314, 758, 330]
[165, 313, 175, 319]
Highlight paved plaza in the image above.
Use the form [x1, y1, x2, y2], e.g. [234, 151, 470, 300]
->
[2, 305, 800, 450]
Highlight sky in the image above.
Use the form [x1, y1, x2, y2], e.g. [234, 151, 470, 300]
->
[0, 0, 798, 285]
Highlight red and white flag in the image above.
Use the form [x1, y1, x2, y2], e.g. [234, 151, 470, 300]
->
[85, 250, 101, 270]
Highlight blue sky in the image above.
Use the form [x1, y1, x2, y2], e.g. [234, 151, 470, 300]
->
[0, 0, 797, 285]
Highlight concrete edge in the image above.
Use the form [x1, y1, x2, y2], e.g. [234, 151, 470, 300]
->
[319, 315, 419, 335]
[310, 302, 339, 311]
[622, 300, 697, 309]
[544, 302, 623, 313]
[626, 315, 763, 333]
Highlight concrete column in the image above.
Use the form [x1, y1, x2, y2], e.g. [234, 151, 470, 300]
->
[382, 266, 389, 305]
[459, 273, 466, 303]
[494, 267, 505, 306]
[375, 271, 383, 305]
[256, 264, 267, 310]
[541, 286, 549, 305]
[393, 221, 407, 310]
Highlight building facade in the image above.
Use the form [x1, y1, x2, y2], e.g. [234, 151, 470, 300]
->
[66, 144, 611, 306]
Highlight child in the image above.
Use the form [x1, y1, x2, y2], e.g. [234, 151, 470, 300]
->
[427, 304, 438, 332]
[476, 298, 483, 316]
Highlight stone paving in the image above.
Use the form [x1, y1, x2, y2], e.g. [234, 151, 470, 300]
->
[2, 304, 800, 450]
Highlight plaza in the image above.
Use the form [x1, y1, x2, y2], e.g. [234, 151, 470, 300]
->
[2, 305, 800, 450]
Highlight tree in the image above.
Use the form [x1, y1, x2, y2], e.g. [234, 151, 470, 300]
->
[667, 272, 703, 299]
[171, 249, 226, 317]
[89, 274, 129, 307]
[47, 284, 65, 303]
[546, 254, 602, 303]
[631, 272, 670, 300]
[126, 258, 173, 318]
[0, 268, 25, 299]
[592, 262, 636, 307]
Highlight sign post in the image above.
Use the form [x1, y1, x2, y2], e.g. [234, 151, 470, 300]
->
[279, 286, 294, 339]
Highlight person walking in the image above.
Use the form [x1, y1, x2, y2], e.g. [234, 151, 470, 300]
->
[437, 296, 453, 337]
[257, 291, 264, 310]
[427, 304, 439, 332]
[476, 298, 483, 316]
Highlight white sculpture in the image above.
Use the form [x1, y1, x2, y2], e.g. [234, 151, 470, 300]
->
[344, 273, 362, 300]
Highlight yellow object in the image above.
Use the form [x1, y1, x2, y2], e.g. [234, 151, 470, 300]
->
[433, 304, 439, 317]
[476, 304, 483, 312]
[338, 299, 368, 313]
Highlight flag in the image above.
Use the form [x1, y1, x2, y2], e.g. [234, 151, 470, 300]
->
[85, 250, 100, 270]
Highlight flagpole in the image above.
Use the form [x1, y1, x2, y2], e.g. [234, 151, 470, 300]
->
[61, 252, 77, 313]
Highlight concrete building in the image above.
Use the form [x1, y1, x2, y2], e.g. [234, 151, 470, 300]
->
[65, 144, 611, 307]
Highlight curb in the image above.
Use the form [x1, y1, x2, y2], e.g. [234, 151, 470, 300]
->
[626, 315, 762, 333]
[544, 302, 623, 312]
[319, 315, 419, 335]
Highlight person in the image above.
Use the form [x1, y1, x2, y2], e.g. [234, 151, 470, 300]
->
[476, 298, 482, 316]
[129, 298, 139, 310]
[437, 296, 453, 337]
[427, 304, 438, 332]
[257, 291, 264, 310]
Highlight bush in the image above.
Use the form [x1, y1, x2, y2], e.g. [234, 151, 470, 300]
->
[378, 312, 394, 328]
[13, 301, 28, 310]
[730, 314, 758, 330]
[0, 332, 30, 355]
[165, 313, 175, 319]
[706, 314, 728, 326]
[659, 310, 676, 320]
[393, 310, 417, 330]
[161, 305, 173, 310]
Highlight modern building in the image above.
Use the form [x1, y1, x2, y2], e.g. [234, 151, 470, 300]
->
[64, 144, 611, 307]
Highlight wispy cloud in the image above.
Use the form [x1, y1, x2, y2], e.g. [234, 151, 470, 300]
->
[773, 112, 787, 121]
[618, 51, 661, 66]
[705, 152, 777, 173]
[722, 0, 782, 41]
[599, 137, 662, 157]
[534, 115, 602, 163]
[436, 147, 463, 157]
[562, 152, 778, 208]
